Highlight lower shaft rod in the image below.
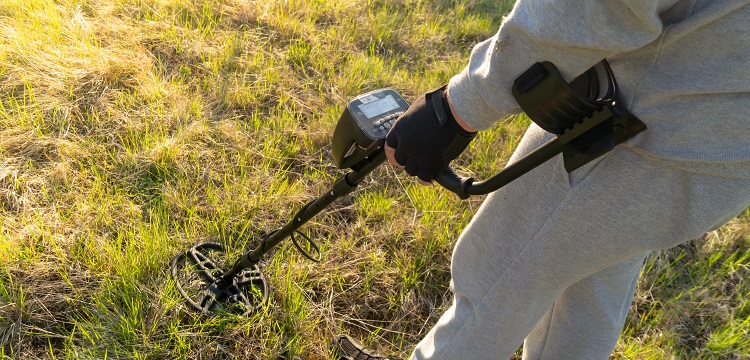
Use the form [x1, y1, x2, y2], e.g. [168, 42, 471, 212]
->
[219, 149, 387, 283]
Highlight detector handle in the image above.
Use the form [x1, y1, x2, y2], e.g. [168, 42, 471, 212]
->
[435, 60, 646, 199]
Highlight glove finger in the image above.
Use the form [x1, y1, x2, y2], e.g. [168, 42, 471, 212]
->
[385, 130, 398, 148]
[393, 147, 407, 167]
[416, 168, 434, 183]
[404, 162, 419, 177]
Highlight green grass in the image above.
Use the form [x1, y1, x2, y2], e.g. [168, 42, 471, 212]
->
[0, 0, 748, 359]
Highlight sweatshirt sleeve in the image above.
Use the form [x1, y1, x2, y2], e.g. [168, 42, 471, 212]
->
[448, 0, 678, 130]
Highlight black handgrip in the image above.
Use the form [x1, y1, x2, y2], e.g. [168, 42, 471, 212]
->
[435, 167, 474, 200]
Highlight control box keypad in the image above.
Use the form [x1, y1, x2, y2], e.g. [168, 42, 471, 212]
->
[371, 112, 402, 136]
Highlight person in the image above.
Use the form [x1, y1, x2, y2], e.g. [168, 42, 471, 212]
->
[334, 0, 750, 359]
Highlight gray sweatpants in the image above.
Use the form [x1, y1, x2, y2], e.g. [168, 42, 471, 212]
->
[410, 126, 750, 360]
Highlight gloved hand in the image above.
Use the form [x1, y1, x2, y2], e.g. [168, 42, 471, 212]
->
[385, 86, 477, 184]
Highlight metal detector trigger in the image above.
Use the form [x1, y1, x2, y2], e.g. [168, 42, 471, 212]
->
[435, 60, 647, 199]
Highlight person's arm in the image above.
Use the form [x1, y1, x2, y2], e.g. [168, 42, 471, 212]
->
[448, 0, 681, 131]
[446, 89, 478, 133]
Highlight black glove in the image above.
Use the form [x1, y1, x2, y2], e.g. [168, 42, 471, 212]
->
[385, 86, 477, 183]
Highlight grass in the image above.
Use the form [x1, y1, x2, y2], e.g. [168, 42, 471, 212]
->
[0, 0, 747, 359]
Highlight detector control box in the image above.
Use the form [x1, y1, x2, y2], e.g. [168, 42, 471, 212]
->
[332, 89, 409, 169]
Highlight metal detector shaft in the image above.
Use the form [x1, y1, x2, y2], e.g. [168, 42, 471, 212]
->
[219, 149, 388, 283]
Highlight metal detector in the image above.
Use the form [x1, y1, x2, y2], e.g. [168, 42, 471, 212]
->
[171, 60, 646, 315]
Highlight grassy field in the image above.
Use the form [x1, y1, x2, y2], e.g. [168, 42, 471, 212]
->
[0, 0, 748, 359]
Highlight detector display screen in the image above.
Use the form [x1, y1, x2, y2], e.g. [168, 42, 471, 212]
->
[344, 89, 409, 142]
[358, 95, 401, 119]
